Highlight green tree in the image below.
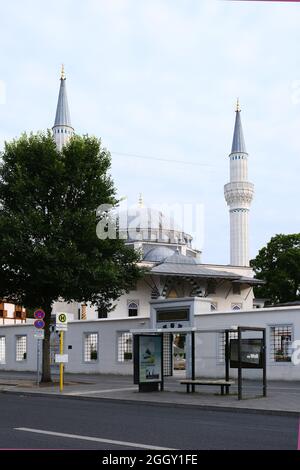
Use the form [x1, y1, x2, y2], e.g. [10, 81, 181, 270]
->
[250, 234, 300, 305]
[0, 132, 142, 382]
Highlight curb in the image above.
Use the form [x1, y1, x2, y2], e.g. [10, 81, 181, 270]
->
[1, 388, 299, 418]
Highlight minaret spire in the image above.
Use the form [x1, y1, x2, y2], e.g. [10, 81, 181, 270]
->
[231, 100, 246, 154]
[61, 63, 66, 80]
[52, 65, 74, 151]
[224, 101, 254, 266]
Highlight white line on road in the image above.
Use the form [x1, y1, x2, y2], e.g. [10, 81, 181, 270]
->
[15, 427, 177, 451]
[64, 387, 137, 396]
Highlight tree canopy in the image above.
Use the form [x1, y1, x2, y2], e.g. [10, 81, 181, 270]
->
[0, 132, 142, 380]
[250, 234, 300, 305]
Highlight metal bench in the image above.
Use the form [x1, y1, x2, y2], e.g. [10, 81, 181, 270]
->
[180, 379, 235, 395]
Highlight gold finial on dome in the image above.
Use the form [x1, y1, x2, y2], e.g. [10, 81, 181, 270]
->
[138, 193, 144, 208]
[236, 97, 241, 112]
[61, 64, 66, 80]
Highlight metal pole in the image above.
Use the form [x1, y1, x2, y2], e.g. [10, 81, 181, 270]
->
[59, 331, 64, 392]
[160, 334, 164, 392]
[191, 331, 195, 392]
[37, 339, 40, 387]
[225, 330, 230, 394]
[262, 329, 267, 397]
[238, 327, 242, 400]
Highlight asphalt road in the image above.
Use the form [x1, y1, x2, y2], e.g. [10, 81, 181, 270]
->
[0, 394, 298, 450]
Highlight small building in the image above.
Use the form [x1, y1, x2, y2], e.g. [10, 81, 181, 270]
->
[0, 302, 26, 326]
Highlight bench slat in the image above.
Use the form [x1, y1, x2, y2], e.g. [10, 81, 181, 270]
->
[180, 380, 234, 385]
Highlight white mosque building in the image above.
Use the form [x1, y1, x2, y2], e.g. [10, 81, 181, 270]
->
[49, 67, 263, 323]
[1, 69, 299, 381]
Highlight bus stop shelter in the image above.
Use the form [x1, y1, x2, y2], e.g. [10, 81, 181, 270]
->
[131, 326, 267, 400]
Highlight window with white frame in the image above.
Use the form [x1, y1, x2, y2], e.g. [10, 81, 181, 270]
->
[128, 301, 138, 317]
[0, 337, 5, 364]
[84, 333, 98, 362]
[117, 332, 133, 362]
[16, 335, 27, 361]
[270, 325, 293, 363]
[218, 331, 238, 363]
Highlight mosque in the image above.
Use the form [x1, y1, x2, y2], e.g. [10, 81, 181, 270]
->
[1, 67, 263, 325]
[2, 69, 299, 381]
[50, 66, 263, 324]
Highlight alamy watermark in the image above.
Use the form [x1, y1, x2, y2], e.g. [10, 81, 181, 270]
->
[96, 200, 204, 247]
[292, 340, 300, 365]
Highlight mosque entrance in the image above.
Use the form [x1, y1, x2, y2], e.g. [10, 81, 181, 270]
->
[162, 333, 186, 377]
[173, 333, 186, 373]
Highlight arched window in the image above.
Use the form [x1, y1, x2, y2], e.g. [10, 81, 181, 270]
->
[231, 303, 242, 311]
[128, 302, 138, 317]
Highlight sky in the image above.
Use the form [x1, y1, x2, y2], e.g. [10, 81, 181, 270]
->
[0, 0, 300, 265]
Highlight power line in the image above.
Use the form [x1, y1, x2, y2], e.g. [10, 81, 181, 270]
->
[110, 151, 213, 167]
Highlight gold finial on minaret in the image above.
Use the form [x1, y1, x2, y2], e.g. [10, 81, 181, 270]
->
[61, 64, 66, 80]
[138, 193, 144, 208]
[236, 97, 241, 112]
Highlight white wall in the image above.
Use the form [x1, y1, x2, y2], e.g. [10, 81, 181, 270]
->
[1, 306, 300, 380]
[0, 324, 37, 371]
[0, 317, 150, 375]
[194, 306, 300, 381]
[110, 280, 152, 319]
[85, 276, 254, 320]
[210, 282, 254, 311]
[85, 280, 152, 320]
[63, 317, 149, 374]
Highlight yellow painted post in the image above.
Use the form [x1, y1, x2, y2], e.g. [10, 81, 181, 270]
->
[60, 331, 64, 392]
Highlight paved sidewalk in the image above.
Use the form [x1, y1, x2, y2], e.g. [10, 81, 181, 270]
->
[0, 371, 299, 415]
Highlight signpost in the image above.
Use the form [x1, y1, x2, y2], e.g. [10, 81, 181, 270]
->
[56, 313, 68, 392]
[34, 309, 45, 387]
[34, 330, 45, 340]
[55, 354, 69, 364]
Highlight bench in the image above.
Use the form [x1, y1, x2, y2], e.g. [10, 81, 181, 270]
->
[180, 379, 235, 395]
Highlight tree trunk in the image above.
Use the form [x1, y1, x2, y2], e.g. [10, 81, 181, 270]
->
[41, 304, 53, 383]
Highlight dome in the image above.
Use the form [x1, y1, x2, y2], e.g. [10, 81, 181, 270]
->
[164, 252, 200, 265]
[143, 246, 175, 262]
[114, 204, 192, 244]
[117, 206, 181, 232]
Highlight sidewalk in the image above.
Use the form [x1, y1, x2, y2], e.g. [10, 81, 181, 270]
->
[0, 371, 299, 416]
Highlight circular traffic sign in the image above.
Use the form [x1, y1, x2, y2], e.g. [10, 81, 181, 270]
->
[58, 313, 67, 323]
[34, 319, 45, 329]
[34, 309, 45, 320]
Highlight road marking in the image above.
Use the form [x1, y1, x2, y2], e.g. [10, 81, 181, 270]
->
[15, 428, 176, 450]
[64, 387, 137, 396]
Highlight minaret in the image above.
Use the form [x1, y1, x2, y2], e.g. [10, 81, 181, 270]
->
[52, 65, 74, 150]
[224, 100, 254, 266]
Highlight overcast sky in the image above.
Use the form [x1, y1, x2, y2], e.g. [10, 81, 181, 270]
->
[1, 0, 300, 265]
